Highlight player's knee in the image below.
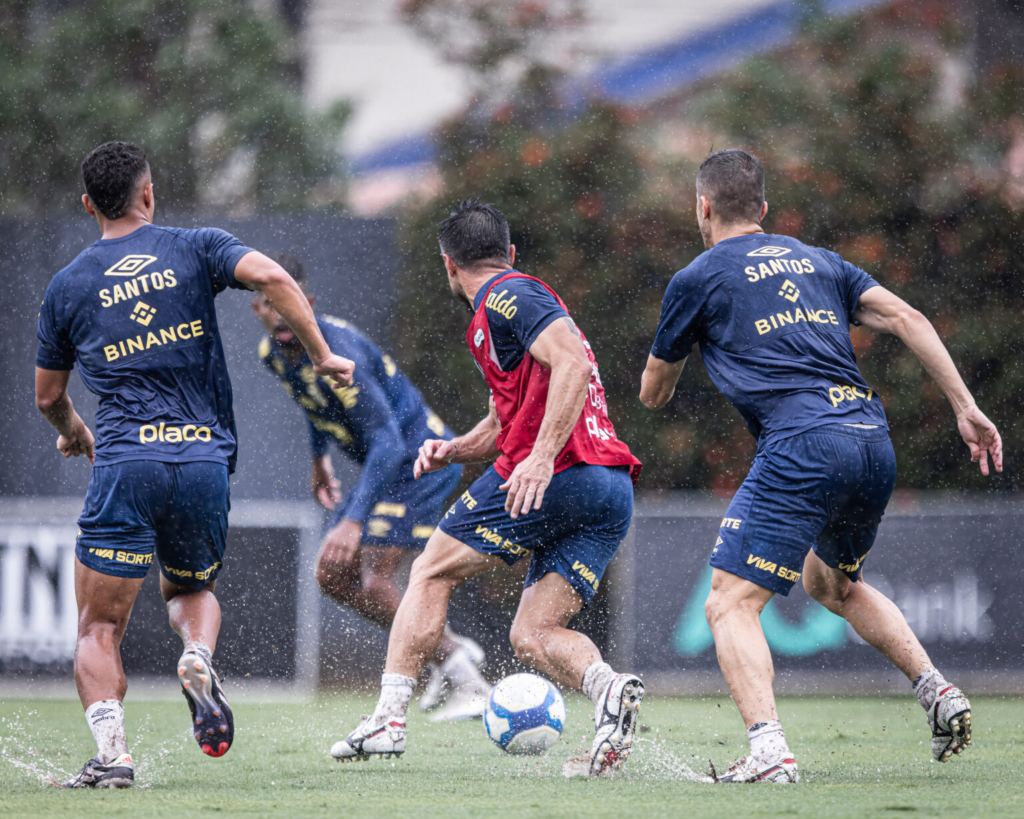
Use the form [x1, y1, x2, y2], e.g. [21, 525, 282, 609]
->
[805, 572, 852, 614]
[509, 620, 540, 663]
[315, 556, 355, 596]
[77, 616, 122, 650]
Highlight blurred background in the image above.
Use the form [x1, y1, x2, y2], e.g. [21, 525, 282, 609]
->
[1, 0, 1022, 695]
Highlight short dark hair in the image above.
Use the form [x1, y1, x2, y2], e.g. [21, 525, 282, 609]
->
[438, 199, 511, 268]
[81, 141, 150, 220]
[696, 149, 765, 224]
[270, 252, 307, 286]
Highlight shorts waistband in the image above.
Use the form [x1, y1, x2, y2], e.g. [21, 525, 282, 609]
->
[800, 423, 891, 442]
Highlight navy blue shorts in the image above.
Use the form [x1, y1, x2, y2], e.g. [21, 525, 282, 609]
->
[330, 464, 462, 548]
[438, 463, 634, 605]
[712, 424, 896, 596]
[76, 461, 230, 592]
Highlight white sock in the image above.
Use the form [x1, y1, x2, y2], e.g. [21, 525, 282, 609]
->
[581, 661, 617, 705]
[183, 640, 213, 663]
[913, 667, 950, 712]
[85, 699, 128, 765]
[748, 720, 792, 767]
[372, 673, 415, 723]
[442, 649, 488, 695]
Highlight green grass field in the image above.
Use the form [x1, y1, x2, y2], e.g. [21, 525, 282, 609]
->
[1, 693, 1021, 817]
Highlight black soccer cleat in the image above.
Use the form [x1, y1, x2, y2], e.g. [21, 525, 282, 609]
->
[62, 754, 134, 788]
[178, 651, 234, 758]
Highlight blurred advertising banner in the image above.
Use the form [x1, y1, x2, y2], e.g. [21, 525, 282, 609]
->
[609, 497, 1024, 694]
[0, 500, 322, 690]
[0, 525, 78, 670]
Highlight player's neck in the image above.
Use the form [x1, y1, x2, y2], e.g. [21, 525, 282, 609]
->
[459, 265, 512, 306]
[96, 209, 154, 241]
[709, 222, 764, 247]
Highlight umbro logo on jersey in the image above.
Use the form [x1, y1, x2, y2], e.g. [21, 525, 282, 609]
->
[104, 255, 158, 276]
[474, 328, 485, 348]
[746, 246, 791, 258]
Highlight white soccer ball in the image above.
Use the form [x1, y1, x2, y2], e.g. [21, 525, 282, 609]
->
[483, 673, 566, 755]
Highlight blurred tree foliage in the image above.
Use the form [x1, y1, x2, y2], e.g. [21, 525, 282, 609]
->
[0, 0, 348, 215]
[395, 1, 1024, 492]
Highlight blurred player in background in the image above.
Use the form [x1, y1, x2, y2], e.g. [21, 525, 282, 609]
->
[641, 149, 1003, 783]
[34, 141, 354, 788]
[251, 254, 489, 722]
[332, 200, 644, 778]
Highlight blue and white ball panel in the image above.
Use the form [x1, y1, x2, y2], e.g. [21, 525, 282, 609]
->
[484, 673, 565, 756]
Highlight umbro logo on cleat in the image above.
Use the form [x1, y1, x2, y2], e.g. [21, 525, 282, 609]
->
[747, 246, 792, 257]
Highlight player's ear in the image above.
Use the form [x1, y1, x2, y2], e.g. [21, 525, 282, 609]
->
[442, 253, 457, 277]
[508, 244, 516, 267]
[760, 200, 768, 222]
[698, 195, 712, 221]
[82, 194, 95, 217]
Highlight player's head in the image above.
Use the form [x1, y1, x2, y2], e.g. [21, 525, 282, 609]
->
[695, 149, 768, 248]
[438, 199, 516, 306]
[251, 252, 315, 347]
[81, 141, 153, 223]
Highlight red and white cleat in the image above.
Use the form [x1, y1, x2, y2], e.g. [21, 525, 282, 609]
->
[589, 674, 644, 777]
[331, 715, 406, 763]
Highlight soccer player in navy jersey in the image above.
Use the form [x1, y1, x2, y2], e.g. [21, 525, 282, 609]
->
[251, 254, 489, 722]
[34, 142, 355, 788]
[331, 200, 644, 777]
[641, 150, 1003, 783]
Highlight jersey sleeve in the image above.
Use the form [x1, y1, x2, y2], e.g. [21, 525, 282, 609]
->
[192, 228, 256, 294]
[486, 278, 569, 371]
[36, 278, 76, 370]
[337, 372, 406, 524]
[650, 261, 706, 362]
[831, 252, 881, 322]
[308, 417, 332, 459]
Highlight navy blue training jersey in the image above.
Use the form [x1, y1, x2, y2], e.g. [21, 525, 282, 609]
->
[259, 316, 449, 523]
[36, 223, 254, 471]
[650, 233, 888, 443]
[474, 273, 569, 370]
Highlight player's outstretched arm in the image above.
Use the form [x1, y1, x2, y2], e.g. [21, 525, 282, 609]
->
[414, 399, 500, 478]
[35, 367, 95, 464]
[640, 354, 688, 410]
[234, 251, 355, 387]
[854, 285, 1003, 476]
[499, 318, 592, 518]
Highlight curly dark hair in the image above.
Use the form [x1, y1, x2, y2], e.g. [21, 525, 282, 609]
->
[437, 198, 511, 269]
[81, 141, 150, 220]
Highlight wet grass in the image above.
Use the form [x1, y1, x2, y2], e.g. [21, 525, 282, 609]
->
[1, 693, 1021, 817]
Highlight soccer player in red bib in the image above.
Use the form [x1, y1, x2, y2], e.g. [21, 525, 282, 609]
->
[331, 200, 643, 776]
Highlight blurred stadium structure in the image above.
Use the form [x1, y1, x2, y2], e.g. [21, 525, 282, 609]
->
[2, 0, 1023, 693]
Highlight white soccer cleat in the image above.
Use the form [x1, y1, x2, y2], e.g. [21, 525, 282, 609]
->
[330, 715, 406, 763]
[928, 684, 972, 762]
[427, 686, 487, 723]
[449, 634, 486, 668]
[419, 662, 448, 713]
[589, 673, 644, 777]
[713, 755, 799, 784]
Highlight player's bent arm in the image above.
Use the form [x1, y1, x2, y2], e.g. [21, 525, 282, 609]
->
[500, 319, 591, 517]
[640, 355, 688, 410]
[35, 367, 95, 463]
[414, 402, 499, 478]
[525, 318, 593, 463]
[854, 286, 974, 415]
[854, 285, 1003, 475]
[234, 251, 354, 386]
